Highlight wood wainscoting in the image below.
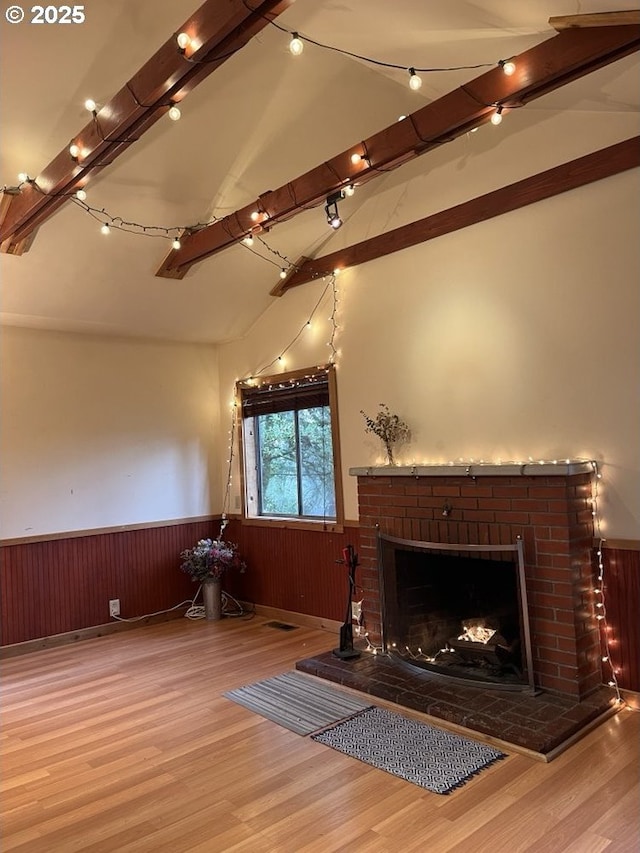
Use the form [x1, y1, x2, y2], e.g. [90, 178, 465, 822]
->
[0, 518, 217, 647]
[1, 519, 637, 696]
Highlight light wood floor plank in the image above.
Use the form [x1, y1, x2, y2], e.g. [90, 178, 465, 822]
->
[1, 617, 638, 852]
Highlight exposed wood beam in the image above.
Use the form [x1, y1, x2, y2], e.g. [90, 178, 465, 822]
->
[156, 20, 640, 279]
[274, 136, 640, 291]
[550, 11, 640, 30]
[0, 0, 294, 251]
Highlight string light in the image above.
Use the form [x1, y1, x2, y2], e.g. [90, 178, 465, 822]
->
[84, 98, 97, 114]
[100, 222, 110, 235]
[17, 172, 29, 184]
[590, 461, 622, 704]
[172, 236, 181, 249]
[490, 105, 504, 125]
[289, 32, 304, 56]
[69, 143, 80, 159]
[75, 189, 87, 201]
[176, 32, 191, 51]
[408, 68, 423, 91]
[168, 105, 181, 121]
[242, 234, 254, 247]
[500, 59, 516, 76]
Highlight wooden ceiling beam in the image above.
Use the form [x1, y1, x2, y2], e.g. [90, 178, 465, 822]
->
[156, 20, 640, 279]
[274, 136, 640, 291]
[0, 0, 294, 251]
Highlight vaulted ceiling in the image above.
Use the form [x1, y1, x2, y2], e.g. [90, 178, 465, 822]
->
[1, 0, 638, 342]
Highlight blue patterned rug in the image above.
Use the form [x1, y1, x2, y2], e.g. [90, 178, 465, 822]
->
[311, 706, 507, 794]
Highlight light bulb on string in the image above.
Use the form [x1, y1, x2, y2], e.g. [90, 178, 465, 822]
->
[289, 33, 304, 56]
[17, 172, 29, 184]
[69, 143, 80, 159]
[279, 269, 287, 279]
[500, 59, 516, 76]
[344, 184, 355, 197]
[172, 237, 181, 250]
[84, 98, 97, 114]
[491, 106, 504, 125]
[168, 105, 181, 121]
[408, 68, 422, 91]
[75, 189, 87, 201]
[100, 222, 110, 235]
[176, 32, 191, 51]
[242, 234, 254, 247]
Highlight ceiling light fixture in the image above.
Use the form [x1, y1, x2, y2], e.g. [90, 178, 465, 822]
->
[408, 68, 423, 91]
[325, 191, 344, 230]
[289, 32, 304, 56]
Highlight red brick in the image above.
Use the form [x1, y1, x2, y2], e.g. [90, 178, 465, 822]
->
[431, 485, 461, 497]
[492, 485, 531, 498]
[460, 485, 494, 498]
[528, 486, 567, 498]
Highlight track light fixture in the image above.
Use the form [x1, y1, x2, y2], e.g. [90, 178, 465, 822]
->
[325, 190, 344, 230]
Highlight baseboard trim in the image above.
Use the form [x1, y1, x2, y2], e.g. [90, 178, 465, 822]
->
[0, 608, 187, 658]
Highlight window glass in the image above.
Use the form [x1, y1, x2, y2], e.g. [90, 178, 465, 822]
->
[238, 366, 342, 524]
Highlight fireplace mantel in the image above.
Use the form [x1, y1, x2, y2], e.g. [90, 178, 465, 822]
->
[350, 461, 594, 478]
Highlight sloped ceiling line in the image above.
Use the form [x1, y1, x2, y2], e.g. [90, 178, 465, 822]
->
[0, 0, 294, 252]
[155, 18, 640, 279]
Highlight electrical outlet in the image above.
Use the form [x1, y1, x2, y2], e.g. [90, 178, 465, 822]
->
[109, 599, 120, 617]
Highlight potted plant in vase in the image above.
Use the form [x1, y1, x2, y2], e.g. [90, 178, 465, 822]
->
[180, 538, 246, 621]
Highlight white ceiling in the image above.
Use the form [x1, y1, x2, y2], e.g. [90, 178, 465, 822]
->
[1, 0, 638, 343]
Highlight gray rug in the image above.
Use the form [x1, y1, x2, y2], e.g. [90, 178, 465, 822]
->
[223, 671, 373, 735]
[311, 706, 507, 794]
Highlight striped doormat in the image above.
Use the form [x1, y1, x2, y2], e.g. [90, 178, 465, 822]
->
[223, 671, 372, 735]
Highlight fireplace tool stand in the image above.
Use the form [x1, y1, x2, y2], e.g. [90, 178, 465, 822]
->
[333, 544, 361, 660]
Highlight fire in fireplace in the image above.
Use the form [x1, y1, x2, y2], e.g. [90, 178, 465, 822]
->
[378, 534, 535, 692]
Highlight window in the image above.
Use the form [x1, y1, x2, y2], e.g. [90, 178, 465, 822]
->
[238, 365, 343, 525]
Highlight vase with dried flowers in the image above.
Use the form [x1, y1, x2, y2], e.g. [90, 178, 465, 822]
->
[360, 403, 410, 466]
[180, 538, 246, 621]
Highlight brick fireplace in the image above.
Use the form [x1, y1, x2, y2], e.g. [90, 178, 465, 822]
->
[351, 462, 602, 700]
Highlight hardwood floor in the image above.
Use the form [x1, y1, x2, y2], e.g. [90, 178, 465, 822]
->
[1, 617, 638, 852]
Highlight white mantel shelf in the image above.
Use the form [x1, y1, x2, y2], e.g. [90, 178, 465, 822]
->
[349, 461, 594, 478]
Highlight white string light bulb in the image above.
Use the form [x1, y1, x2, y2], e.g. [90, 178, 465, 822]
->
[172, 237, 181, 249]
[501, 59, 516, 76]
[491, 106, 503, 125]
[17, 172, 29, 183]
[84, 98, 97, 113]
[69, 143, 80, 159]
[279, 269, 287, 279]
[289, 33, 304, 56]
[243, 234, 254, 247]
[408, 68, 423, 91]
[100, 223, 110, 235]
[344, 184, 355, 197]
[168, 106, 181, 121]
[75, 189, 87, 201]
[176, 32, 191, 50]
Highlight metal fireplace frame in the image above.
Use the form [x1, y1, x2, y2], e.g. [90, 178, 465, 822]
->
[377, 533, 536, 694]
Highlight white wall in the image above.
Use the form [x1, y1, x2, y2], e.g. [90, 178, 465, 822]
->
[218, 164, 640, 539]
[1, 328, 220, 538]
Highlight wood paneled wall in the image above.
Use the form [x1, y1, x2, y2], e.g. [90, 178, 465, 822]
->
[1, 521, 637, 695]
[224, 520, 360, 624]
[0, 520, 216, 646]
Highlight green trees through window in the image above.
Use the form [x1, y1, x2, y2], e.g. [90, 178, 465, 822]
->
[257, 407, 335, 518]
